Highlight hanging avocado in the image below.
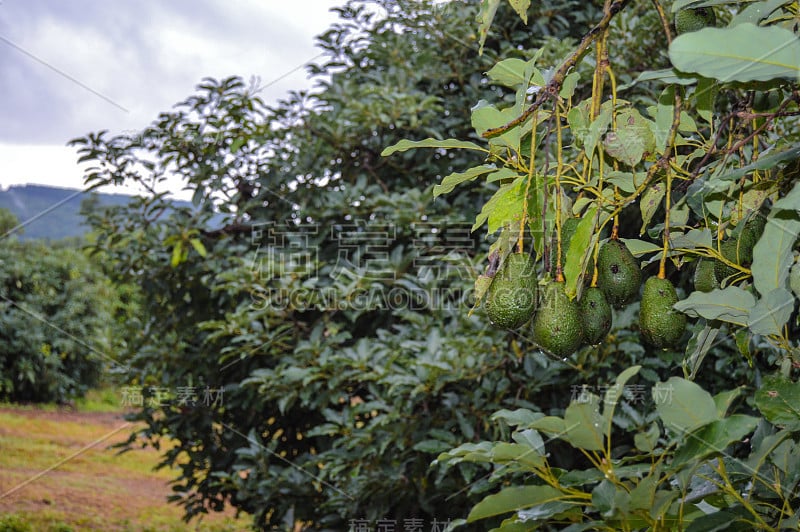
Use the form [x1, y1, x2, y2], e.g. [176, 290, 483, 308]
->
[485, 253, 538, 329]
[693, 259, 719, 292]
[714, 215, 766, 283]
[533, 281, 583, 357]
[578, 286, 613, 346]
[675, 7, 716, 35]
[640, 277, 686, 348]
[597, 239, 642, 308]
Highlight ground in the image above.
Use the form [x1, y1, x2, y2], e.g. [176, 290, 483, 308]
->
[0, 393, 250, 531]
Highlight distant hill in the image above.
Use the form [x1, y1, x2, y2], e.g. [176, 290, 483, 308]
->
[0, 184, 193, 240]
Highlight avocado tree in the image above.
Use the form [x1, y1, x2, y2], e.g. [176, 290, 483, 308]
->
[382, 0, 800, 529]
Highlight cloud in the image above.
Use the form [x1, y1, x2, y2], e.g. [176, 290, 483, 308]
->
[0, 0, 338, 145]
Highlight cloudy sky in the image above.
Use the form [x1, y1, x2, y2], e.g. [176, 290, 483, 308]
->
[0, 0, 343, 198]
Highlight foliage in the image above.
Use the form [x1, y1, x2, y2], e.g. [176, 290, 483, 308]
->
[70, 0, 800, 530]
[0, 233, 120, 403]
[383, 0, 800, 529]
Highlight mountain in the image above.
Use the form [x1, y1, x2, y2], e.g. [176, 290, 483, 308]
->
[0, 184, 192, 240]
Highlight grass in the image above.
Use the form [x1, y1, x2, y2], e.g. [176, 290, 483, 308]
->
[0, 388, 252, 531]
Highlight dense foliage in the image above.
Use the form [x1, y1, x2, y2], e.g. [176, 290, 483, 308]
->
[71, 0, 800, 530]
[0, 209, 122, 403]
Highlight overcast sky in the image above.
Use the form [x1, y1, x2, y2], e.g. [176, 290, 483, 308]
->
[0, 0, 343, 198]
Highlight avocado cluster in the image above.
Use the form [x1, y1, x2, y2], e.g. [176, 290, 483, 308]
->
[675, 7, 717, 35]
[485, 253, 538, 329]
[484, 234, 687, 354]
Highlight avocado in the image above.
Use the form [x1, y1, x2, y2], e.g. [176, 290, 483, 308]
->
[597, 239, 642, 308]
[714, 216, 765, 283]
[639, 277, 686, 348]
[550, 217, 581, 272]
[675, 7, 716, 35]
[533, 281, 583, 357]
[485, 253, 538, 329]
[579, 286, 613, 345]
[693, 259, 719, 292]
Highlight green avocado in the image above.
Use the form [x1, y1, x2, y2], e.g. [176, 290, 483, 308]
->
[675, 7, 716, 35]
[533, 281, 583, 357]
[640, 277, 686, 349]
[693, 259, 719, 292]
[714, 216, 766, 283]
[597, 239, 642, 308]
[579, 286, 613, 345]
[550, 217, 581, 272]
[485, 253, 538, 329]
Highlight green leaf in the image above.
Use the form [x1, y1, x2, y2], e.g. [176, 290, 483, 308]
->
[682, 322, 720, 380]
[564, 397, 604, 451]
[673, 286, 756, 326]
[170, 242, 184, 267]
[695, 77, 717, 124]
[476, 0, 502, 55]
[491, 408, 543, 428]
[654, 86, 675, 154]
[189, 238, 207, 258]
[230, 137, 245, 153]
[669, 24, 800, 83]
[640, 183, 664, 236]
[467, 485, 564, 522]
[433, 165, 497, 198]
[654, 377, 719, 434]
[623, 68, 698, 89]
[507, 0, 530, 24]
[713, 387, 744, 418]
[564, 207, 597, 298]
[602, 366, 641, 430]
[620, 238, 662, 256]
[730, 0, 789, 26]
[671, 415, 760, 469]
[712, 146, 800, 184]
[751, 209, 800, 297]
[381, 137, 487, 157]
[529, 416, 567, 436]
[754, 375, 800, 430]
[487, 58, 535, 88]
[473, 177, 527, 233]
[747, 288, 795, 337]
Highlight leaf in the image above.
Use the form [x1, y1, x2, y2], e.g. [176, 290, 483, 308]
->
[695, 77, 717, 124]
[584, 107, 612, 157]
[230, 137, 245, 153]
[713, 387, 744, 418]
[751, 208, 800, 296]
[754, 375, 800, 430]
[654, 377, 719, 434]
[602, 366, 641, 430]
[564, 207, 597, 298]
[640, 183, 664, 236]
[564, 398, 604, 451]
[476, 0, 502, 55]
[473, 177, 527, 233]
[381, 137, 487, 157]
[170, 242, 184, 267]
[507, 0, 530, 24]
[673, 286, 756, 326]
[620, 238, 662, 256]
[623, 68, 698, 89]
[467, 485, 563, 522]
[669, 24, 800, 83]
[654, 87, 675, 154]
[189, 238, 207, 258]
[671, 415, 760, 469]
[491, 408, 543, 428]
[433, 165, 497, 198]
[712, 146, 800, 184]
[731, 0, 788, 26]
[747, 288, 795, 336]
[487, 58, 533, 88]
[682, 322, 720, 380]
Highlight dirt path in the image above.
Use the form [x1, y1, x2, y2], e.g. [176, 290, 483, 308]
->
[0, 406, 246, 531]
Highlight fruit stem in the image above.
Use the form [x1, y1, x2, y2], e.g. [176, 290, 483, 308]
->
[658, 89, 683, 280]
[519, 109, 539, 254]
[555, 104, 565, 283]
